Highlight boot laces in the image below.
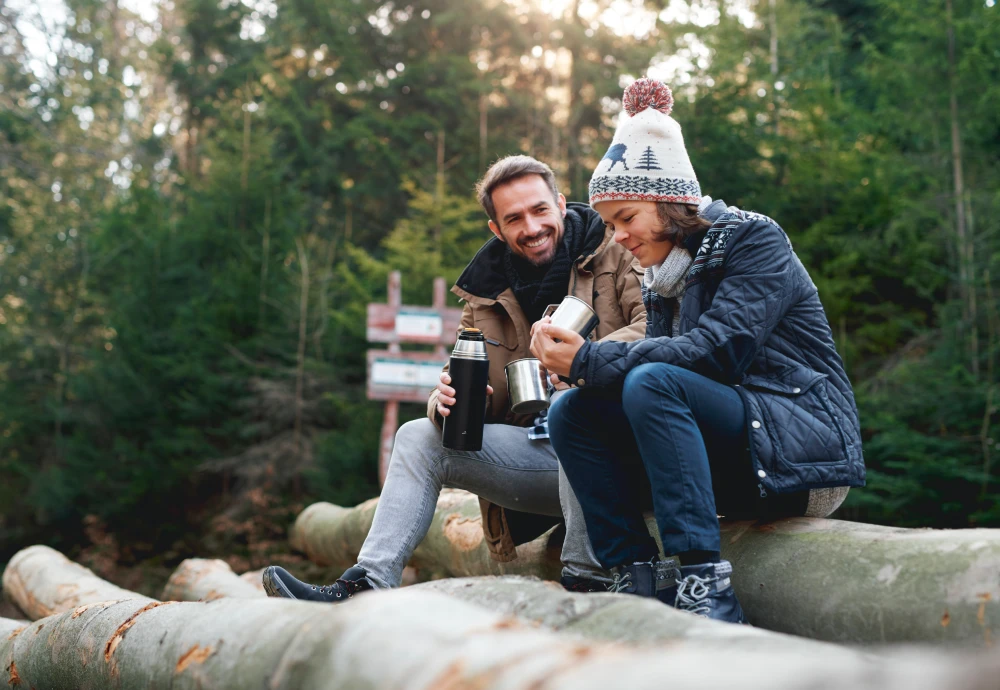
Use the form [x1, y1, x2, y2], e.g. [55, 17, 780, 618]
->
[608, 571, 633, 593]
[675, 573, 716, 616]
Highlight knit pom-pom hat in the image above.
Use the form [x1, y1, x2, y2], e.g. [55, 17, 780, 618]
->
[588, 78, 701, 207]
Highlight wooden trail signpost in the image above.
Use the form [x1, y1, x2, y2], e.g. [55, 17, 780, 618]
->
[367, 271, 463, 485]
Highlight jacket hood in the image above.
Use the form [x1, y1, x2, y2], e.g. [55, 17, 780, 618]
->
[454, 202, 609, 301]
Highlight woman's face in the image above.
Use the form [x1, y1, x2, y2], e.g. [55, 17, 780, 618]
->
[595, 200, 673, 268]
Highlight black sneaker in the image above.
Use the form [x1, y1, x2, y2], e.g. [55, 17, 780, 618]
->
[560, 575, 610, 593]
[262, 565, 374, 603]
[673, 560, 748, 624]
[607, 558, 680, 606]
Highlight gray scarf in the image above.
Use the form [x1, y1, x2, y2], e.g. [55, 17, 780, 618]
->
[644, 245, 693, 336]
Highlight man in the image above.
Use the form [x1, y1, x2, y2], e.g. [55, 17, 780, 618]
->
[262, 155, 646, 602]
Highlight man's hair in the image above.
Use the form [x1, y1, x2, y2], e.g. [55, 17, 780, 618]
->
[476, 155, 559, 225]
[656, 202, 711, 245]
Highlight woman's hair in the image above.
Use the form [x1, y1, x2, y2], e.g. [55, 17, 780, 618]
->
[655, 202, 711, 245]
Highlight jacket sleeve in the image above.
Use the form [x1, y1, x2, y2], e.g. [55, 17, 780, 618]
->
[598, 253, 647, 344]
[571, 220, 797, 388]
[426, 302, 475, 428]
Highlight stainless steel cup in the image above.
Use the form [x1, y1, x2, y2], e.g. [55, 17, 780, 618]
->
[548, 296, 600, 339]
[505, 358, 550, 415]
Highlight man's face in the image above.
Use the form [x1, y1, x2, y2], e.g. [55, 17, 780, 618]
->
[488, 175, 567, 266]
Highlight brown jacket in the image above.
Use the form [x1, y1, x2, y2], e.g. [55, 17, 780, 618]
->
[426, 203, 646, 561]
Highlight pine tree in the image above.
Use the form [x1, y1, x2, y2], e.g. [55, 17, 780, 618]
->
[635, 146, 661, 170]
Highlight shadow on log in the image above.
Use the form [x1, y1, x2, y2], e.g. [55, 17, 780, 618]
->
[0, 590, 998, 690]
[292, 492, 1000, 647]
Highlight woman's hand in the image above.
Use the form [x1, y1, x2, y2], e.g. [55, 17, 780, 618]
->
[529, 317, 585, 379]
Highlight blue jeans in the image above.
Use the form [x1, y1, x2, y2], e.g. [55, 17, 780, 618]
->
[549, 362, 764, 568]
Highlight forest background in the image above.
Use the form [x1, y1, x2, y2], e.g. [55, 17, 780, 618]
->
[1, 0, 998, 585]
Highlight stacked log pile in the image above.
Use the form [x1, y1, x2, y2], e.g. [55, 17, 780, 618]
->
[290, 490, 1000, 647]
[1, 546, 999, 689]
[1, 490, 999, 688]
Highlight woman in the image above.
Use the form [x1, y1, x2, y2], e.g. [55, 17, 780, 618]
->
[530, 78, 864, 624]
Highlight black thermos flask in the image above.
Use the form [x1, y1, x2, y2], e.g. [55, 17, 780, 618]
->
[441, 328, 490, 451]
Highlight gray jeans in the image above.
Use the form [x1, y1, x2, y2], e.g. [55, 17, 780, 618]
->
[356, 416, 608, 589]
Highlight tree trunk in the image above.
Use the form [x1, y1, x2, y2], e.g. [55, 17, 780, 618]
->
[0, 619, 28, 638]
[0, 589, 998, 690]
[161, 559, 266, 602]
[240, 568, 267, 594]
[291, 492, 1000, 647]
[720, 518, 1000, 647]
[290, 490, 563, 581]
[2, 545, 154, 620]
[417, 576, 859, 659]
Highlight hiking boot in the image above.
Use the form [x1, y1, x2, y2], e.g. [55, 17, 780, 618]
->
[560, 575, 610, 593]
[673, 560, 748, 624]
[262, 565, 374, 603]
[607, 558, 680, 606]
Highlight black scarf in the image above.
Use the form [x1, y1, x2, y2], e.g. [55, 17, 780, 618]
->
[503, 214, 587, 325]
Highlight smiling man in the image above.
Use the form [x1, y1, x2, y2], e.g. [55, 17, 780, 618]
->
[262, 155, 647, 602]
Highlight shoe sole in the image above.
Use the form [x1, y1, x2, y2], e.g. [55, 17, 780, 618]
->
[262, 567, 296, 599]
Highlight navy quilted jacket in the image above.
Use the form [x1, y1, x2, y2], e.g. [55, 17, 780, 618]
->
[569, 205, 865, 494]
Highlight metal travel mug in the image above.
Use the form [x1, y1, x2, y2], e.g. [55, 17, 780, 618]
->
[548, 296, 600, 340]
[505, 358, 550, 415]
[441, 328, 490, 451]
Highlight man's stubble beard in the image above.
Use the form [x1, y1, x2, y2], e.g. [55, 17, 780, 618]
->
[509, 222, 564, 268]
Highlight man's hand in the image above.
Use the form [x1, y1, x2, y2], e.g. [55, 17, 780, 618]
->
[436, 372, 494, 418]
[530, 317, 585, 379]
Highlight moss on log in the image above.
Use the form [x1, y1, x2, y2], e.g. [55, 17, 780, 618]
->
[0, 588, 998, 690]
[290, 489, 562, 580]
[161, 559, 266, 601]
[2, 545, 153, 620]
[292, 492, 1000, 647]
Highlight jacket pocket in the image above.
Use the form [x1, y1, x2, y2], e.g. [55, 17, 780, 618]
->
[742, 370, 850, 469]
[474, 315, 520, 351]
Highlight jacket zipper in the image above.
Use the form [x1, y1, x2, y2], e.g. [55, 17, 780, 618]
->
[758, 483, 768, 498]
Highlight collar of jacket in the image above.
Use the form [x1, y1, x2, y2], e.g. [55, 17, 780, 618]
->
[452, 202, 610, 306]
[682, 197, 729, 257]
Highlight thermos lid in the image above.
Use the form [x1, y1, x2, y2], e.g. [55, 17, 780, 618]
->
[452, 328, 488, 360]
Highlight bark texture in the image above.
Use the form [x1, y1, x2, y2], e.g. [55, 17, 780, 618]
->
[418, 576, 864, 659]
[290, 489, 562, 580]
[2, 545, 154, 620]
[161, 559, 266, 602]
[721, 518, 1000, 646]
[293, 492, 1000, 647]
[1, 589, 998, 690]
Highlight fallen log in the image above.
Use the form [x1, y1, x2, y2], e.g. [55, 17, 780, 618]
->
[417, 576, 869, 660]
[720, 518, 1000, 647]
[161, 559, 266, 601]
[239, 568, 267, 594]
[292, 492, 1000, 647]
[0, 618, 28, 638]
[0, 586, 998, 690]
[0, 545, 824, 654]
[2, 545, 153, 619]
[290, 489, 562, 580]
